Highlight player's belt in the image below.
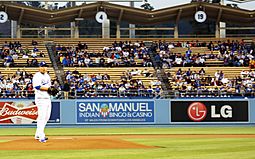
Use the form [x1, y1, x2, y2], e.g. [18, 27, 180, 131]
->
[36, 97, 50, 99]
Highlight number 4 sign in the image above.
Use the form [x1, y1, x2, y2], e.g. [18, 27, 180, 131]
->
[194, 11, 207, 23]
[95, 11, 107, 23]
[0, 11, 8, 23]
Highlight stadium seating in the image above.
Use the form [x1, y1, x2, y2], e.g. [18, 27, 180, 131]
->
[0, 38, 254, 98]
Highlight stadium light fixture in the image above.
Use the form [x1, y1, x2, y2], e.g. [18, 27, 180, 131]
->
[75, 18, 84, 21]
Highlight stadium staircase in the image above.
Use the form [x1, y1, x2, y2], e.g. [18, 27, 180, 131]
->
[45, 42, 65, 87]
[148, 42, 174, 98]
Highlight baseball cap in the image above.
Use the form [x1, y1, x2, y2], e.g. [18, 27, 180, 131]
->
[39, 61, 48, 67]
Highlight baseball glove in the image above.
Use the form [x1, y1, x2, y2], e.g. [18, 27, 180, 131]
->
[47, 86, 59, 96]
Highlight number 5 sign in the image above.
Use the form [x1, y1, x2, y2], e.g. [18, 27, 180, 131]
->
[194, 11, 207, 23]
[0, 11, 8, 23]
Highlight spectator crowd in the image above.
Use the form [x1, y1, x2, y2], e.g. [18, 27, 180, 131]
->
[57, 41, 152, 67]
[1, 40, 46, 67]
[0, 39, 255, 98]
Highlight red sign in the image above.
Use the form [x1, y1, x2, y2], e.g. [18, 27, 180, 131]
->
[0, 102, 38, 124]
[187, 102, 207, 122]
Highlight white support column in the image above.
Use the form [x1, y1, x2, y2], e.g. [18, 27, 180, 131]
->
[220, 0, 226, 38]
[117, 9, 123, 39]
[74, 26, 79, 38]
[116, 23, 120, 38]
[215, 23, 220, 38]
[174, 9, 182, 38]
[129, 24, 135, 38]
[17, 24, 21, 38]
[220, 22, 226, 38]
[71, 1, 76, 7]
[102, 19, 110, 38]
[70, 1, 77, 38]
[71, 22, 76, 38]
[129, 2, 135, 38]
[11, 20, 17, 38]
[215, 8, 222, 38]
[44, 2, 49, 38]
[45, 27, 49, 38]
[174, 25, 178, 38]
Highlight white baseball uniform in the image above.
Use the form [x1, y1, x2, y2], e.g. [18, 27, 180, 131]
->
[32, 72, 51, 140]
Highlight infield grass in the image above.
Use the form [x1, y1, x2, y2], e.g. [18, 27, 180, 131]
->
[0, 127, 255, 159]
[0, 127, 255, 136]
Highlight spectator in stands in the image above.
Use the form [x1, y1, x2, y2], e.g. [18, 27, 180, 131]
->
[12, 53, 18, 60]
[199, 68, 206, 76]
[62, 56, 70, 67]
[154, 85, 161, 96]
[174, 54, 183, 66]
[118, 84, 126, 97]
[84, 56, 92, 67]
[39, 51, 45, 57]
[31, 58, 38, 67]
[32, 46, 39, 53]
[22, 52, 29, 59]
[142, 69, 151, 77]
[72, 68, 80, 78]
[25, 83, 34, 98]
[185, 48, 192, 58]
[103, 73, 110, 80]
[26, 59, 31, 67]
[4, 55, 13, 67]
[77, 55, 85, 67]
[31, 51, 37, 58]
[155, 53, 162, 68]
[15, 41, 22, 48]
[24, 47, 30, 55]
[63, 80, 70, 99]
[32, 40, 38, 46]
[78, 41, 88, 51]
[150, 80, 161, 86]
[99, 57, 105, 67]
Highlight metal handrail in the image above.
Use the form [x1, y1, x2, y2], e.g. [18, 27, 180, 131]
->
[1, 34, 254, 38]
[0, 89, 253, 99]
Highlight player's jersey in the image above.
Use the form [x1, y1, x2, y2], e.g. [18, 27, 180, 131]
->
[32, 72, 51, 99]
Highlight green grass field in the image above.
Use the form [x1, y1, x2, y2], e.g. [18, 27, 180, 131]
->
[0, 127, 255, 159]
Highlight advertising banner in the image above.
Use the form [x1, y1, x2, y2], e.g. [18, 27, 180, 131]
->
[171, 101, 248, 122]
[77, 101, 154, 123]
[0, 101, 60, 124]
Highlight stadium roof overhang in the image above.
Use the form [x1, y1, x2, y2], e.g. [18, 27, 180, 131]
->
[0, 1, 254, 25]
[227, 0, 255, 3]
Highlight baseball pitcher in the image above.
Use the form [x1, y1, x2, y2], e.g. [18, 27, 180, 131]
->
[32, 61, 58, 143]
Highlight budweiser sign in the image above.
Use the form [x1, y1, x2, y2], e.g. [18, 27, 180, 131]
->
[0, 102, 38, 124]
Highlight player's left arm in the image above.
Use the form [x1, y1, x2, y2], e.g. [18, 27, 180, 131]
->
[36, 86, 49, 91]
[33, 74, 51, 91]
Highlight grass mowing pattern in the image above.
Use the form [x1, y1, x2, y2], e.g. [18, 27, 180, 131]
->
[0, 140, 10, 143]
[0, 127, 255, 159]
[0, 138, 255, 159]
[0, 127, 255, 136]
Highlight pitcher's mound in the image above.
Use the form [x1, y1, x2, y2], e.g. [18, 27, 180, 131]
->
[0, 137, 154, 150]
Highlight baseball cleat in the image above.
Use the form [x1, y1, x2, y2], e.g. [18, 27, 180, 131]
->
[35, 136, 48, 140]
[39, 139, 47, 143]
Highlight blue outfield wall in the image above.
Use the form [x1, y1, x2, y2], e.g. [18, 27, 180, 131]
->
[0, 99, 254, 126]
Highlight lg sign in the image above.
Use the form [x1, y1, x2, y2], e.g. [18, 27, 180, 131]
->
[187, 102, 232, 122]
[171, 101, 247, 122]
[187, 102, 207, 121]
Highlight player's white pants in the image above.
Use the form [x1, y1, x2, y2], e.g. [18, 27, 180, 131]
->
[35, 98, 52, 140]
